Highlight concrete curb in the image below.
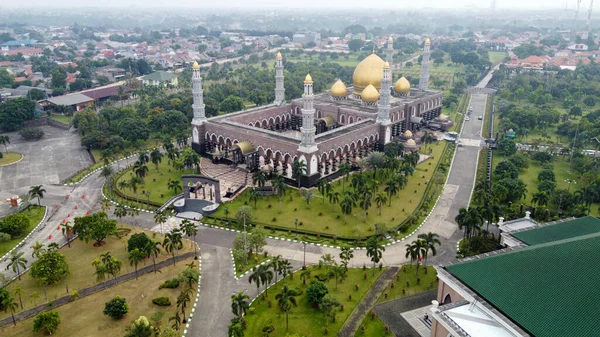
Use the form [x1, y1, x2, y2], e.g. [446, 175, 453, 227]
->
[101, 183, 155, 214]
[0, 153, 24, 167]
[229, 249, 272, 280]
[182, 240, 202, 337]
[0, 205, 48, 264]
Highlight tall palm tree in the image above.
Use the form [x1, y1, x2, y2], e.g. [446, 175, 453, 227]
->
[180, 219, 198, 258]
[252, 170, 267, 188]
[291, 160, 307, 188]
[169, 311, 182, 331]
[167, 147, 180, 165]
[61, 221, 74, 248]
[301, 189, 315, 209]
[28, 185, 46, 205]
[317, 180, 332, 205]
[30, 241, 45, 258]
[340, 196, 354, 224]
[270, 255, 284, 284]
[133, 159, 149, 179]
[167, 179, 182, 195]
[0, 135, 10, 152]
[13, 287, 24, 310]
[231, 291, 250, 317]
[249, 264, 272, 300]
[248, 187, 261, 209]
[328, 191, 340, 212]
[384, 179, 399, 206]
[280, 259, 293, 281]
[177, 289, 191, 323]
[150, 148, 163, 172]
[365, 236, 385, 275]
[275, 285, 301, 331]
[2, 295, 19, 326]
[455, 207, 483, 253]
[128, 176, 144, 204]
[163, 228, 183, 266]
[138, 151, 149, 164]
[128, 248, 145, 279]
[374, 192, 388, 215]
[6, 251, 27, 280]
[360, 190, 373, 221]
[100, 165, 114, 197]
[144, 239, 161, 273]
[113, 204, 128, 220]
[91, 258, 107, 286]
[417, 232, 441, 269]
[272, 174, 287, 213]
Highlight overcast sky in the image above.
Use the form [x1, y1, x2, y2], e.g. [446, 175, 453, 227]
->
[0, 0, 580, 9]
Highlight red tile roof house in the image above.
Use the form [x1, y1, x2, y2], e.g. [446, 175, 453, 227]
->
[3, 48, 44, 59]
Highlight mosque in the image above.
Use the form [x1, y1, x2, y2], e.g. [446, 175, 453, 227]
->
[190, 38, 452, 186]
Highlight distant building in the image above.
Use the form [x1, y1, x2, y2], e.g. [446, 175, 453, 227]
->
[81, 85, 132, 103]
[568, 43, 589, 51]
[94, 67, 126, 82]
[142, 71, 178, 87]
[2, 48, 44, 59]
[0, 39, 39, 51]
[293, 32, 321, 46]
[39, 93, 95, 112]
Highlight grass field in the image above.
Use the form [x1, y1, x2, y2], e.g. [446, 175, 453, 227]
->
[0, 223, 195, 321]
[50, 114, 73, 125]
[489, 51, 507, 63]
[0, 206, 45, 256]
[0, 152, 22, 166]
[244, 265, 385, 337]
[397, 62, 464, 90]
[114, 159, 195, 205]
[234, 253, 270, 278]
[1, 257, 195, 337]
[212, 142, 446, 238]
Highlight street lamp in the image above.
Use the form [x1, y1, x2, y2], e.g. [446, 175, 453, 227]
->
[294, 218, 298, 240]
[243, 213, 248, 265]
[302, 241, 307, 270]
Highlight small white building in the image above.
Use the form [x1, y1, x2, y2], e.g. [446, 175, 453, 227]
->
[142, 71, 178, 88]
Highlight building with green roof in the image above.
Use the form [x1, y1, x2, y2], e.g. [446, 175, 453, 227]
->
[142, 71, 178, 88]
[429, 216, 600, 337]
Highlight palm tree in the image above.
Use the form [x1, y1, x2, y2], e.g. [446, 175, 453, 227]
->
[31, 241, 45, 258]
[405, 242, 417, 266]
[167, 147, 180, 165]
[291, 160, 307, 188]
[249, 264, 272, 300]
[91, 258, 107, 286]
[6, 251, 27, 280]
[455, 207, 483, 253]
[133, 159, 149, 179]
[101, 198, 112, 213]
[301, 189, 315, 208]
[338, 163, 351, 192]
[275, 285, 301, 331]
[374, 192, 388, 215]
[28, 185, 46, 205]
[61, 221, 74, 248]
[0, 135, 10, 152]
[144, 239, 161, 273]
[114, 204, 128, 220]
[300, 269, 311, 285]
[532, 192, 549, 208]
[13, 287, 24, 310]
[339, 246, 354, 271]
[169, 311, 182, 331]
[154, 210, 168, 233]
[231, 291, 250, 317]
[417, 232, 441, 269]
[150, 148, 163, 172]
[167, 179, 182, 195]
[359, 190, 373, 221]
[128, 176, 144, 204]
[340, 196, 355, 224]
[384, 179, 399, 206]
[280, 259, 293, 281]
[100, 165, 114, 197]
[270, 255, 284, 284]
[317, 180, 332, 205]
[252, 170, 267, 188]
[138, 151, 149, 164]
[365, 236, 385, 275]
[367, 152, 386, 178]
[248, 187, 261, 209]
[128, 248, 145, 279]
[272, 174, 287, 213]
[2, 295, 19, 326]
[328, 191, 340, 212]
[177, 290, 191, 323]
[163, 228, 183, 266]
[180, 219, 198, 258]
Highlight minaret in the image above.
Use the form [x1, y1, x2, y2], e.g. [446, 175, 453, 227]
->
[191, 61, 206, 123]
[274, 51, 285, 105]
[377, 62, 391, 125]
[419, 38, 431, 91]
[386, 36, 394, 64]
[298, 74, 318, 153]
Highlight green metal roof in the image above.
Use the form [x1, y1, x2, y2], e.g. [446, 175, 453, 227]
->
[446, 232, 600, 337]
[513, 216, 600, 245]
[143, 71, 177, 81]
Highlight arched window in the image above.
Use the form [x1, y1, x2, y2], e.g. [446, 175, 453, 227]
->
[442, 294, 452, 305]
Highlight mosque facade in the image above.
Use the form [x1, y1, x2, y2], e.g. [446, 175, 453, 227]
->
[190, 38, 452, 186]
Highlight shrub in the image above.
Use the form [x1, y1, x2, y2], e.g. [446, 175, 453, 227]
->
[127, 232, 151, 252]
[159, 278, 180, 289]
[152, 297, 171, 306]
[19, 127, 45, 140]
[70, 290, 79, 300]
[398, 224, 410, 233]
[103, 296, 129, 319]
[33, 311, 61, 335]
[306, 281, 329, 306]
[0, 232, 10, 242]
[0, 212, 29, 237]
[125, 316, 152, 337]
[0, 288, 9, 311]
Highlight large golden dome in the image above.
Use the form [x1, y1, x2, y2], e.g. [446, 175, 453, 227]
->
[192, 61, 200, 70]
[330, 80, 347, 97]
[394, 76, 410, 93]
[353, 53, 385, 95]
[361, 84, 380, 102]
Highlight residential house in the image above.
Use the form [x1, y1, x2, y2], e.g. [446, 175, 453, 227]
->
[142, 71, 178, 87]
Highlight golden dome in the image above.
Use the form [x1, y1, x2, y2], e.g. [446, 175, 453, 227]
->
[383, 61, 390, 69]
[361, 84, 380, 102]
[192, 61, 200, 70]
[406, 139, 417, 146]
[276, 51, 282, 59]
[330, 80, 347, 97]
[394, 76, 410, 93]
[425, 38, 431, 45]
[388, 36, 393, 43]
[304, 73, 313, 84]
[352, 53, 385, 95]
[404, 130, 413, 137]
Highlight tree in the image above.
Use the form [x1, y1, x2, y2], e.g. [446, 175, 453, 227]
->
[340, 195, 355, 224]
[231, 291, 250, 317]
[497, 138, 517, 157]
[417, 232, 440, 268]
[0, 135, 9, 152]
[31, 250, 70, 293]
[319, 294, 341, 326]
[291, 160, 307, 188]
[301, 189, 315, 208]
[455, 207, 483, 253]
[367, 152, 386, 177]
[31, 241, 45, 258]
[128, 232, 151, 253]
[272, 174, 288, 213]
[104, 296, 129, 319]
[219, 95, 244, 112]
[176, 289, 191, 323]
[163, 228, 183, 266]
[384, 179, 399, 206]
[300, 269, 312, 285]
[28, 185, 46, 205]
[339, 246, 354, 271]
[114, 204, 128, 220]
[73, 212, 117, 246]
[249, 264, 272, 300]
[348, 39, 365, 52]
[252, 170, 267, 188]
[6, 251, 27, 280]
[249, 226, 267, 256]
[169, 311, 182, 331]
[125, 316, 153, 337]
[150, 148, 164, 172]
[13, 286, 24, 310]
[0, 97, 35, 131]
[134, 159, 149, 179]
[306, 280, 329, 306]
[167, 179, 182, 195]
[145, 239, 162, 273]
[33, 311, 61, 334]
[100, 165, 114, 197]
[248, 187, 261, 209]
[128, 248, 145, 279]
[366, 236, 385, 275]
[2, 295, 18, 326]
[180, 219, 198, 258]
[275, 285, 301, 331]
[328, 191, 340, 212]
[359, 190, 373, 221]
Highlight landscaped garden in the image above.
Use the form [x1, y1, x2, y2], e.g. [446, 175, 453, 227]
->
[0, 152, 22, 166]
[0, 205, 46, 256]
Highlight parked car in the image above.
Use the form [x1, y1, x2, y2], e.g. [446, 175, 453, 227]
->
[465, 116, 470, 121]
[478, 116, 483, 120]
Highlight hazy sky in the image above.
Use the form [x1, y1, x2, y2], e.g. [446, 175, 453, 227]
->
[0, 0, 578, 9]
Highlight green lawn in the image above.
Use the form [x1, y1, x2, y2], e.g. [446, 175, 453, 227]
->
[245, 266, 385, 337]
[0, 206, 45, 256]
[376, 265, 437, 304]
[114, 158, 195, 205]
[213, 142, 446, 238]
[50, 114, 73, 125]
[235, 253, 270, 278]
[489, 52, 507, 63]
[356, 316, 391, 336]
[0, 152, 22, 166]
[398, 62, 464, 90]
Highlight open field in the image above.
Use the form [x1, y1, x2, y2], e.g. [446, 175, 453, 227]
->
[489, 51, 507, 63]
[0, 206, 45, 256]
[50, 115, 73, 125]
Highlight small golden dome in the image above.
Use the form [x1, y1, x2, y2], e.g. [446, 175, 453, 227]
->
[304, 73, 313, 84]
[438, 113, 448, 120]
[361, 84, 380, 102]
[330, 80, 347, 97]
[394, 76, 410, 93]
[404, 130, 413, 137]
[352, 53, 385, 95]
[425, 38, 430, 45]
[406, 139, 417, 146]
[192, 61, 200, 70]
[383, 61, 390, 69]
[276, 51, 282, 59]
[388, 36, 393, 43]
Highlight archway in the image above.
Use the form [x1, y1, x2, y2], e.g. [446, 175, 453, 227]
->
[442, 294, 452, 305]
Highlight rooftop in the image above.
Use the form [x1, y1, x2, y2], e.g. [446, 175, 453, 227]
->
[0, 39, 38, 46]
[446, 231, 600, 337]
[512, 216, 600, 246]
[143, 71, 177, 81]
[45, 93, 94, 106]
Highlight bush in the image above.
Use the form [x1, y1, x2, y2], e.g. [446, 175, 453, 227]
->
[0, 232, 10, 242]
[152, 297, 171, 306]
[0, 288, 9, 311]
[33, 311, 61, 335]
[103, 296, 129, 319]
[398, 224, 410, 233]
[158, 278, 180, 289]
[127, 232, 151, 252]
[125, 316, 152, 337]
[19, 127, 45, 140]
[0, 212, 29, 237]
[306, 281, 329, 306]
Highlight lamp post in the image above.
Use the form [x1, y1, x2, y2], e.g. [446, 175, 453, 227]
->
[294, 218, 298, 240]
[302, 241, 307, 270]
[243, 213, 248, 265]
